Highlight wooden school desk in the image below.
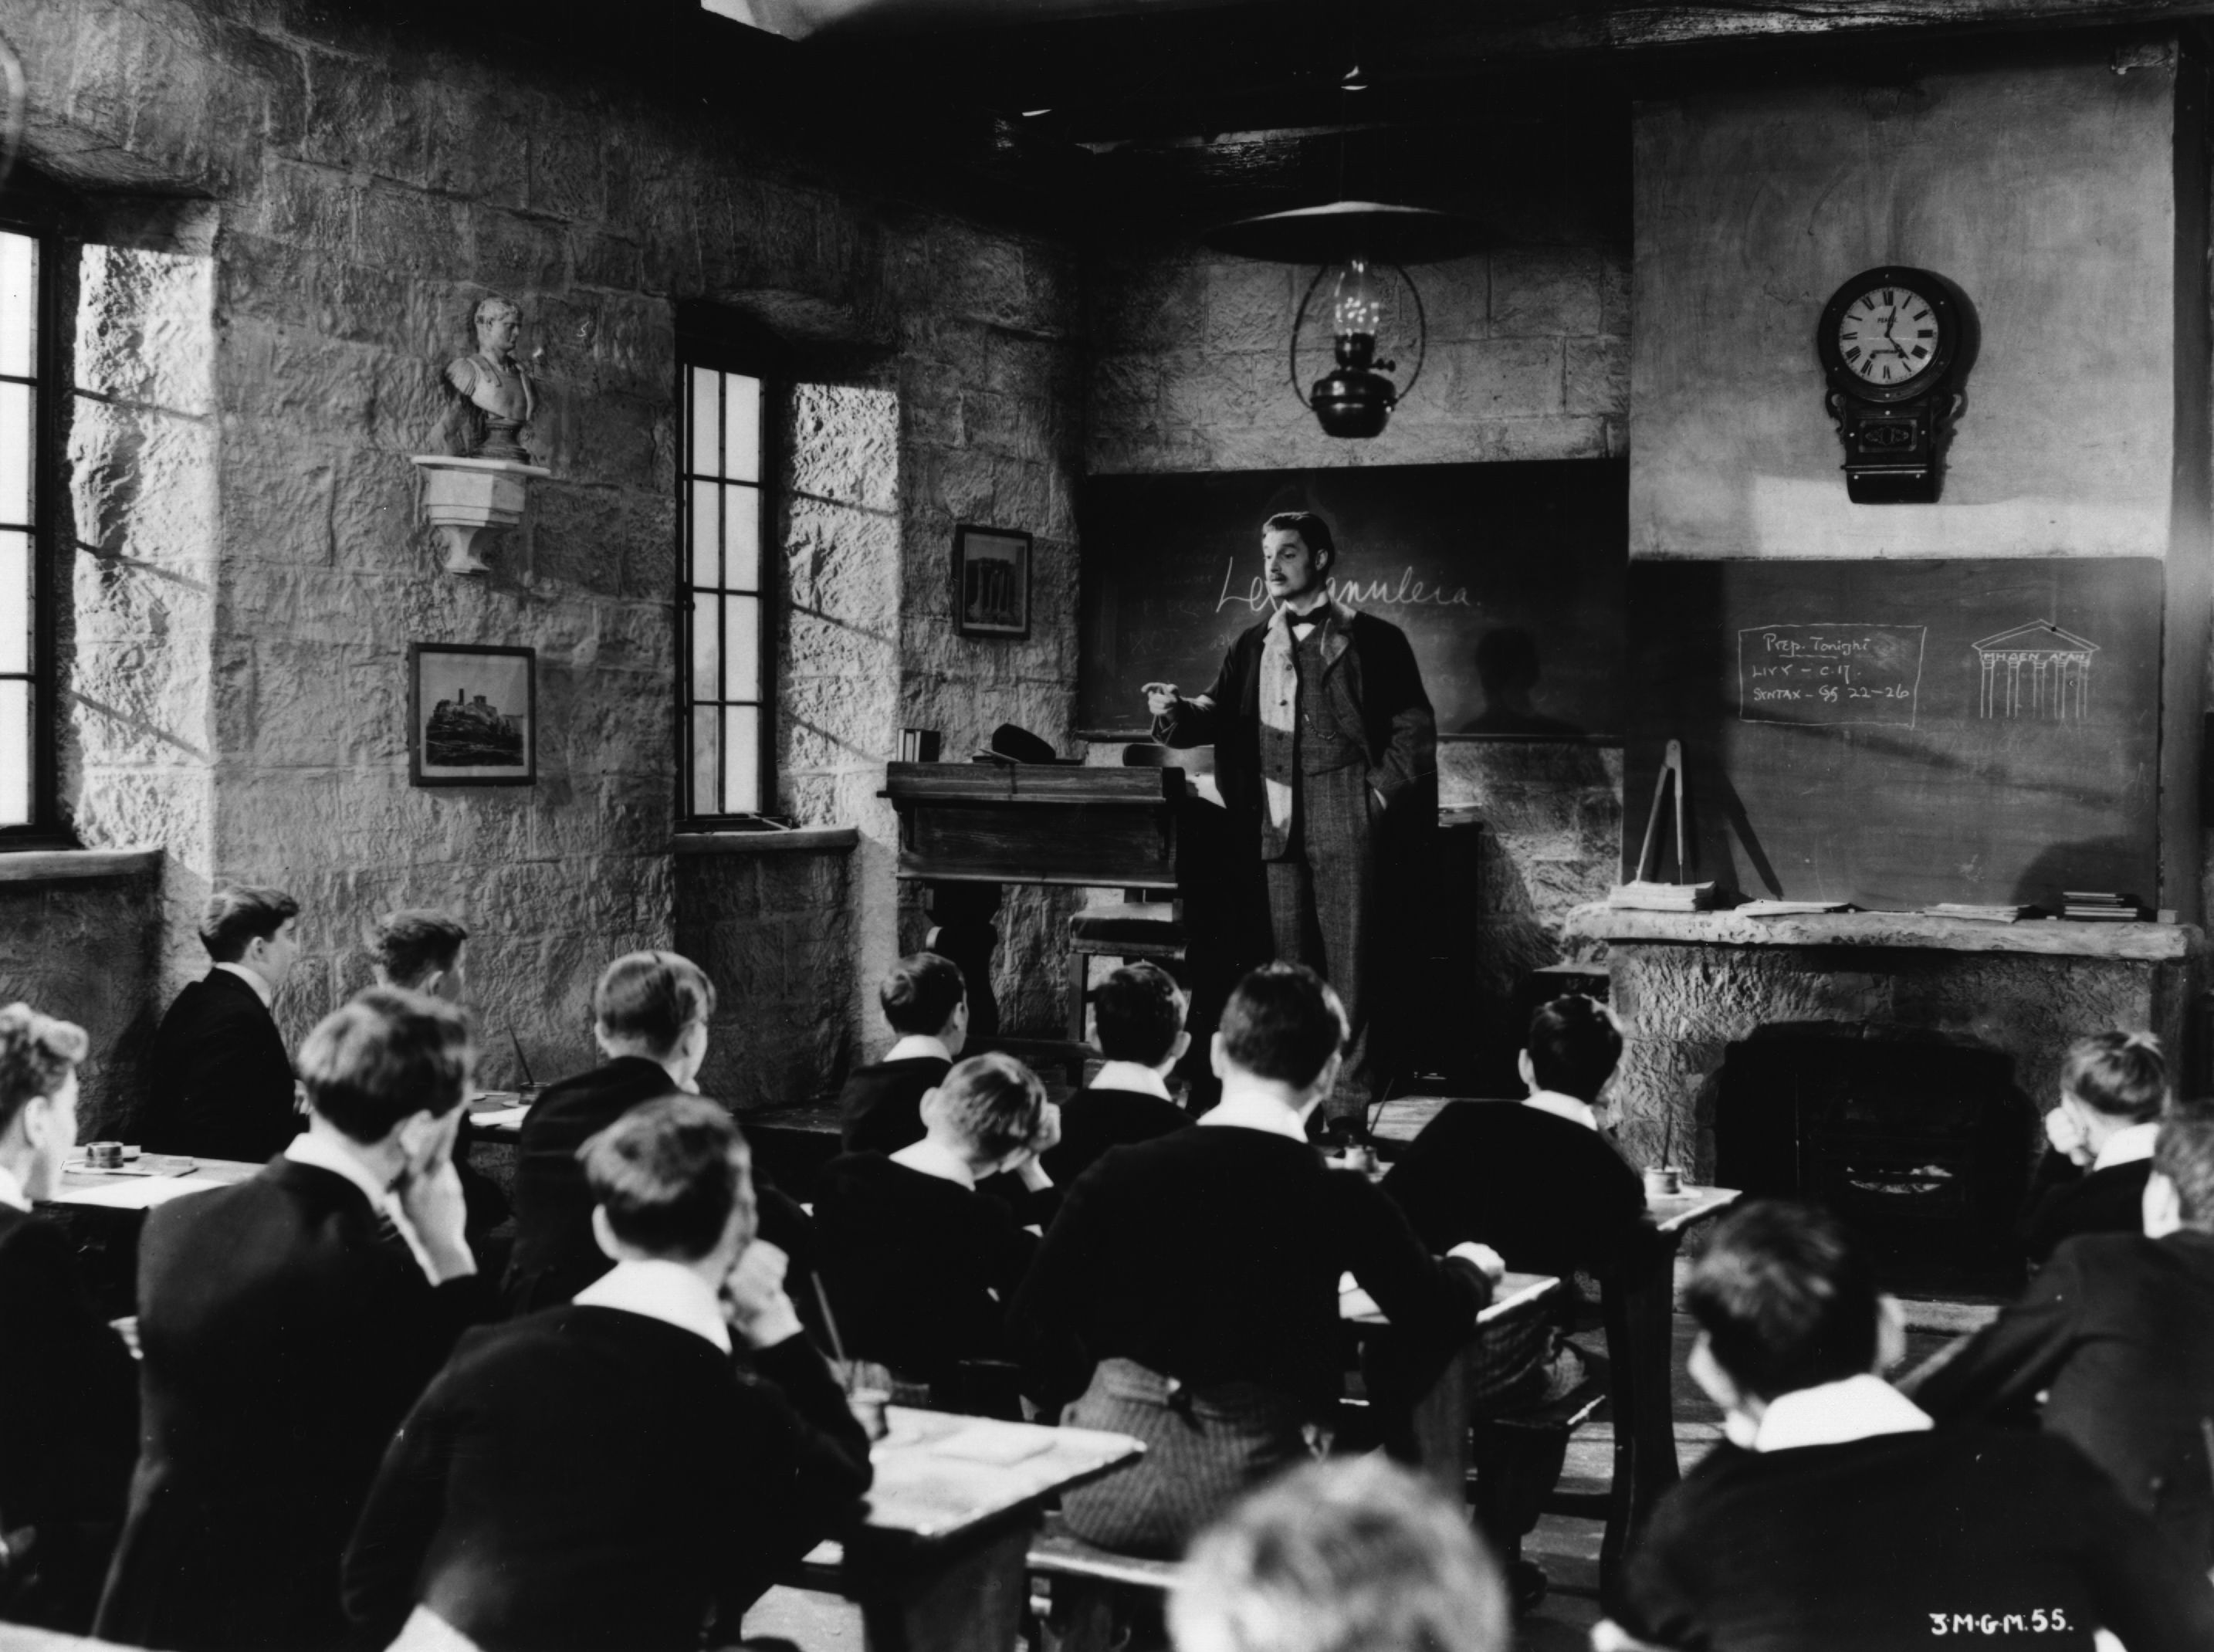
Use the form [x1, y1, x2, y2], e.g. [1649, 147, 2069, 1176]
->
[807, 1407, 1143, 1652]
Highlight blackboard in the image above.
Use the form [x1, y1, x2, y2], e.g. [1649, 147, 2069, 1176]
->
[1077, 461, 1627, 740]
[1627, 559, 2165, 912]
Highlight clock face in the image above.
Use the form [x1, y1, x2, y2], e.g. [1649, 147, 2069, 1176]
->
[1835, 284, 1944, 388]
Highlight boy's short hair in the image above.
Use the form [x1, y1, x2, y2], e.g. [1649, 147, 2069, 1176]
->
[594, 952, 715, 1055]
[1170, 1456, 1508, 1652]
[299, 987, 473, 1145]
[2154, 1104, 2214, 1233]
[582, 1095, 752, 1261]
[1525, 994, 1623, 1102]
[935, 1051, 1048, 1162]
[370, 909, 468, 990]
[2062, 1031, 2167, 1123]
[1684, 1200, 1880, 1403]
[0, 1002, 88, 1137]
[1217, 963, 1346, 1092]
[200, 885, 300, 963]
[1093, 963, 1187, 1067]
[881, 952, 966, 1038]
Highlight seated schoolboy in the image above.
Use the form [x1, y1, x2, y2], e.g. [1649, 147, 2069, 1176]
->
[344, 1097, 872, 1652]
[369, 908, 507, 1244]
[2019, 1031, 2165, 1268]
[837, 951, 967, 1154]
[1381, 993, 1647, 1606]
[1010, 963, 1501, 1559]
[1170, 1457, 1508, 1652]
[1044, 961, 1193, 1187]
[0, 1004, 137, 1633]
[814, 1051, 1055, 1406]
[504, 950, 810, 1315]
[98, 987, 493, 1652]
[1913, 1103, 2214, 1566]
[1597, 1200, 2214, 1652]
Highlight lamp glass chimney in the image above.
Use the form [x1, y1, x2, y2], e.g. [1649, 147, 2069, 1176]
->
[1329, 256, 1383, 369]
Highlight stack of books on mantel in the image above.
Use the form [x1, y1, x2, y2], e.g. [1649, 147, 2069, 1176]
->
[2061, 892, 2147, 922]
[1922, 902, 2033, 923]
[1606, 879, 1717, 912]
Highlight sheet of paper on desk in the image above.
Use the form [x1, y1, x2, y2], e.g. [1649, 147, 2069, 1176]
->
[471, 1105, 530, 1130]
[927, 1425, 1056, 1467]
[61, 1176, 225, 1210]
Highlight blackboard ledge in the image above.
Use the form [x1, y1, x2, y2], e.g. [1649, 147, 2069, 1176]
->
[1075, 729, 1628, 748]
[1563, 904, 2201, 961]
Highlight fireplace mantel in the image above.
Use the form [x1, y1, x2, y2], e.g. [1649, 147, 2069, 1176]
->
[1564, 906, 2202, 961]
[1565, 902, 2204, 1182]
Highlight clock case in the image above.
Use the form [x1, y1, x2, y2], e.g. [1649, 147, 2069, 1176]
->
[1815, 266, 1970, 504]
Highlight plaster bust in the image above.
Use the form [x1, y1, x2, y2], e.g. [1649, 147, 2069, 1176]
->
[441, 296, 538, 462]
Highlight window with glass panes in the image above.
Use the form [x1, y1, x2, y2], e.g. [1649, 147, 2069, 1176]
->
[0, 229, 39, 830]
[679, 362, 772, 821]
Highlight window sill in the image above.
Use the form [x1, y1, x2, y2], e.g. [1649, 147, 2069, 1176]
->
[0, 845, 162, 885]
[672, 826, 858, 857]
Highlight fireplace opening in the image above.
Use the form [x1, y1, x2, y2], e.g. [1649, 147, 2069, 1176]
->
[1711, 1023, 2036, 1298]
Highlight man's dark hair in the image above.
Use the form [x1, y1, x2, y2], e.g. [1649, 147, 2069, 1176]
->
[582, 1095, 751, 1261]
[370, 909, 468, 991]
[2154, 1103, 2214, 1234]
[0, 1002, 88, 1138]
[936, 1052, 1050, 1162]
[881, 951, 965, 1038]
[200, 885, 300, 964]
[1218, 963, 1348, 1092]
[1094, 962, 1187, 1068]
[298, 987, 473, 1145]
[1684, 1200, 1881, 1403]
[1261, 509, 1337, 574]
[1170, 1456, 1508, 1652]
[594, 952, 715, 1056]
[1525, 994, 1622, 1102]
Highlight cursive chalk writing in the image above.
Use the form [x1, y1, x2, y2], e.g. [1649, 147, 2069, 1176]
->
[1213, 557, 1475, 615]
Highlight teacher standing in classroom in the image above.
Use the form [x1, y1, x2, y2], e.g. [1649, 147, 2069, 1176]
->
[1147, 510, 1437, 1134]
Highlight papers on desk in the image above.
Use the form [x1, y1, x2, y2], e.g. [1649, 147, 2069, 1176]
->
[927, 1424, 1056, 1467]
[470, 1105, 530, 1131]
[1339, 1270, 1559, 1325]
[59, 1175, 225, 1210]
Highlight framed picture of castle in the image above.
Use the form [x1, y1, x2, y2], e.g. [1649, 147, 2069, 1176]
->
[409, 643, 536, 787]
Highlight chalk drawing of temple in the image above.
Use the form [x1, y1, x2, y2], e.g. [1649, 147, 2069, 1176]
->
[1972, 621, 2098, 719]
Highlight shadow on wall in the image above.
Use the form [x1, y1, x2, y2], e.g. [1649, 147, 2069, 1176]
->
[1460, 628, 1590, 740]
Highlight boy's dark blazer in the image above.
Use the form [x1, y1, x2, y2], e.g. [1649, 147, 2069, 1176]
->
[836, 1055, 951, 1155]
[96, 1156, 492, 1652]
[2019, 1148, 2155, 1268]
[1041, 1082, 1190, 1189]
[1914, 1228, 2214, 1564]
[503, 1057, 814, 1315]
[0, 1204, 138, 1632]
[140, 969, 299, 1163]
[344, 1305, 872, 1652]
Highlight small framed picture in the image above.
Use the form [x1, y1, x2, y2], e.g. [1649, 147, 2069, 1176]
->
[409, 643, 536, 787]
[953, 524, 1032, 639]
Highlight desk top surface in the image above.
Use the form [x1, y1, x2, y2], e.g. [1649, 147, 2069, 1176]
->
[49, 1156, 260, 1210]
[860, 1407, 1143, 1542]
[1339, 1268, 1557, 1327]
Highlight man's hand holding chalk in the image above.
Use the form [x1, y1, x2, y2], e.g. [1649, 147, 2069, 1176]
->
[1143, 682, 1181, 717]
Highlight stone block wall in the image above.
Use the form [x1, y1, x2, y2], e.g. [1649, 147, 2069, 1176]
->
[0, 861, 162, 1139]
[1085, 240, 1629, 1065]
[8, 0, 1084, 1102]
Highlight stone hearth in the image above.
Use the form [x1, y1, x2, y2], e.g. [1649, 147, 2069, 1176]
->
[1559, 908, 2205, 1183]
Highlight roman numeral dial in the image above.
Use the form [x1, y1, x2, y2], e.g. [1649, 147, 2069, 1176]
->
[1836, 285, 1943, 387]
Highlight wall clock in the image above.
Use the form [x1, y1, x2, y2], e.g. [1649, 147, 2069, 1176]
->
[1815, 266, 1969, 503]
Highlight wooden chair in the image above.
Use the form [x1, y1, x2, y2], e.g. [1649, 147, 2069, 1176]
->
[1065, 746, 1190, 1044]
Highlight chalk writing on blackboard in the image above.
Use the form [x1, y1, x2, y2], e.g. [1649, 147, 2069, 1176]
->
[1213, 559, 1475, 615]
[1972, 621, 2098, 720]
[1737, 625, 1926, 728]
